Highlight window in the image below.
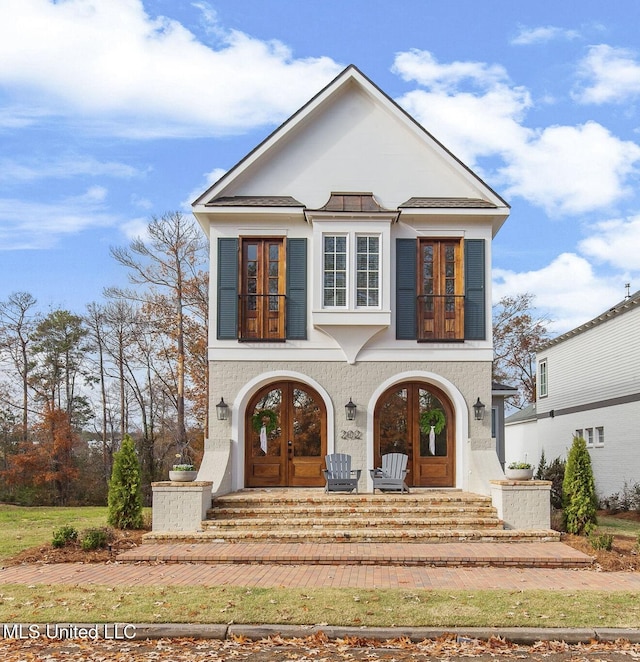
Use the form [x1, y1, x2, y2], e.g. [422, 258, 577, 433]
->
[538, 359, 548, 398]
[575, 428, 583, 440]
[585, 427, 594, 447]
[322, 234, 380, 309]
[595, 426, 605, 447]
[417, 238, 464, 341]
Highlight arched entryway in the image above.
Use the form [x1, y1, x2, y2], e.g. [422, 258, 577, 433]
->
[374, 381, 455, 487]
[245, 380, 327, 487]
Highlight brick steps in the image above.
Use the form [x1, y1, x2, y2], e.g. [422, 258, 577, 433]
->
[143, 489, 561, 545]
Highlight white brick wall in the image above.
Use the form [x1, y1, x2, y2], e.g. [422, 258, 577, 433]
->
[151, 482, 212, 532]
[490, 480, 551, 530]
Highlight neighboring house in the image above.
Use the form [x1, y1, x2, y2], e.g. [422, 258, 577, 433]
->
[491, 381, 518, 469]
[504, 403, 537, 469]
[192, 65, 511, 496]
[505, 290, 640, 499]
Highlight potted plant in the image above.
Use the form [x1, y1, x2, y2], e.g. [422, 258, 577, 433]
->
[169, 454, 198, 482]
[505, 461, 534, 480]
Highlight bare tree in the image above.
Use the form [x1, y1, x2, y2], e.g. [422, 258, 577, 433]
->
[107, 211, 208, 462]
[493, 293, 551, 409]
[0, 292, 39, 440]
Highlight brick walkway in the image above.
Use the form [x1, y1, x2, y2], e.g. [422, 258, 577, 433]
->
[116, 540, 592, 568]
[2, 560, 640, 590]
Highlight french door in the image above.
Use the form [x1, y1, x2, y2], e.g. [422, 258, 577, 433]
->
[245, 381, 327, 487]
[374, 382, 455, 487]
[240, 238, 285, 340]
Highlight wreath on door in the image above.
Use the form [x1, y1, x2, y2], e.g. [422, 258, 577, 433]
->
[419, 408, 446, 435]
[251, 409, 278, 434]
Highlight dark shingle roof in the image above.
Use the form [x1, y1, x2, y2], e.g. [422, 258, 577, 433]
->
[399, 197, 497, 209]
[205, 196, 304, 207]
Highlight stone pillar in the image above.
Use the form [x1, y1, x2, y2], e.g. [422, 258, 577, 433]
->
[490, 480, 552, 530]
[151, 481, 213, 532]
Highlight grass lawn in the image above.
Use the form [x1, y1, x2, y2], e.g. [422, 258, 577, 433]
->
[0, 585, 639, 628]
[0, 505, 110, 561]
[597, 513, 640, 537]
[2, 505, 640, 629]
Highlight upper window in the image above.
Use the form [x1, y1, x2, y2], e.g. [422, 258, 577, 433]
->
[538, 359, 548, 398]
[417, 238, 463, 341]
[323, 234, 380, 309]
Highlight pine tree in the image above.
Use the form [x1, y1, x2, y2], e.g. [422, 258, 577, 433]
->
[562, 436, 597, 535]
[107, 435, 143, 529]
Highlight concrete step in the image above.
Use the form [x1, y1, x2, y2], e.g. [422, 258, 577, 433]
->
[201, 516, 504, 531]
[143, 527, 561, 544]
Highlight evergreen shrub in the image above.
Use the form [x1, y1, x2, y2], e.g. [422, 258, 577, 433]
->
[107, 435, 144, 530]
[562, 435, 598, 535]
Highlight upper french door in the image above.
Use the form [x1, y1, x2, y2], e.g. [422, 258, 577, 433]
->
[240, 238, 285, 341]
[418, 239, 464, 341]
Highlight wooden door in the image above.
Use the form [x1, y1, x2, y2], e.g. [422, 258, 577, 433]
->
[245, 381, 326, 487]
[374, 382, 455, 487]
[240, 239, 285, 340]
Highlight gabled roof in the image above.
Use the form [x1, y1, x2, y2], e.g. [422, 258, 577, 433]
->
[193, 65, 510, 213]
[539, 289, 640, 351]
[505, 403, 537, 425]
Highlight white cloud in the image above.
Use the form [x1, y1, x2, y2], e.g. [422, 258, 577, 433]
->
[393, 49, 509, 92]
[493, 253, 623, 333]
[392, 49, 640, 215]
[500, 122, 640, 215]
[0, 187, 118, 249]
[0, 155, 141, 182]
[0, 0, 343, 138]
[119, 217, 152, 241]
[573, 44, 640, 104]
[579, 215, 640, 271]
[511, 25, 580, 46]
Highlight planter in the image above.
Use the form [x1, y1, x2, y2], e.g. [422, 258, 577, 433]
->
[505, 468, 534, 481]
[169, 470, 198, 482]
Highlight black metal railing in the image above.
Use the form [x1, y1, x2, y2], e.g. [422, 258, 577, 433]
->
[238, 294, 286, 341]
[416, 294, 465, 341]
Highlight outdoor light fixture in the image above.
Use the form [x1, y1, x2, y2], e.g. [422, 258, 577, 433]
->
[345, 398, 357, 421]
[216, 397, 229, 421]
[473, 397, 486, 421]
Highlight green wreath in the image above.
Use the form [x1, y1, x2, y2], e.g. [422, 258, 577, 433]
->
[419, 408, 446, 435]
[251, 409, 278, 434]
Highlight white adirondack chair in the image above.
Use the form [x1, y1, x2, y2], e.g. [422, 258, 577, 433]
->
[323, 453, 361, 493]
[370, 453, 410, 493]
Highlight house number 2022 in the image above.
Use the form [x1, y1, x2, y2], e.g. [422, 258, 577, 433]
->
[340, 429, 362, 440]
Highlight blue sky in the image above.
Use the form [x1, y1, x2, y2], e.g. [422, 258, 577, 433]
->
[2, 0, 640, 333]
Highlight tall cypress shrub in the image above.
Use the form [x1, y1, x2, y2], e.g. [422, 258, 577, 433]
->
[107, 435, 143, 529]
[562, 435, 597, 535]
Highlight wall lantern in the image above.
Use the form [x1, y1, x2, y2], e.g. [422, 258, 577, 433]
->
[345, 398, 357, 421]
[473, 397, 486, 421]
[216, 397, 229, 421]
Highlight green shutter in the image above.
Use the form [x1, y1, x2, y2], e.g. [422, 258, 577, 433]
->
[217, 238, 238, 340]
[396, 238, 417, 339]
[464, 239, 486, 340]
[286, 238, 307, 339]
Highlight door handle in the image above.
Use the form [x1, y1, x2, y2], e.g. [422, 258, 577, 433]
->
[288, 440, 293, 455]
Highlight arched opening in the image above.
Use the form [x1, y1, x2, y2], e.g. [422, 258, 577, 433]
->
[244, 380, 327, 487]
[374, 381, 455, 487]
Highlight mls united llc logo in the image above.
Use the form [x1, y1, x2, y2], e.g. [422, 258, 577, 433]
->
[3, 623, 136, 640]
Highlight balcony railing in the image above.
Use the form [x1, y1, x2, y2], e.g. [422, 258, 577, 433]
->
[238, 294, 286, 341]
[416, 294, 465, 341]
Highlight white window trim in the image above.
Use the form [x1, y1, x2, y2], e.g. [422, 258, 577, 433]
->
[538, 358, 548, 398]
[595, 426, 605, 448]
[585, 427, 594, 447]
[311, 219, 391, 322]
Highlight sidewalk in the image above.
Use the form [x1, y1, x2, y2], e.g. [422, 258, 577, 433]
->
[3, 559, 640, 590]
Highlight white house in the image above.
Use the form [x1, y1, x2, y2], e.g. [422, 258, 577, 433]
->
[506, 290, 640, 500]
[192, 65, 512, 497]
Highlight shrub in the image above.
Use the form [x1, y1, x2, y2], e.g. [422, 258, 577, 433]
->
[52, 525, 78, 548]
[535, 450, 566, 510]
[589, 532, 614, 551]
[563, 436, 598, 535]
[80, 528, 112, 551]
[107, 434, 144, 530]
[600, 481, 640, 513]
